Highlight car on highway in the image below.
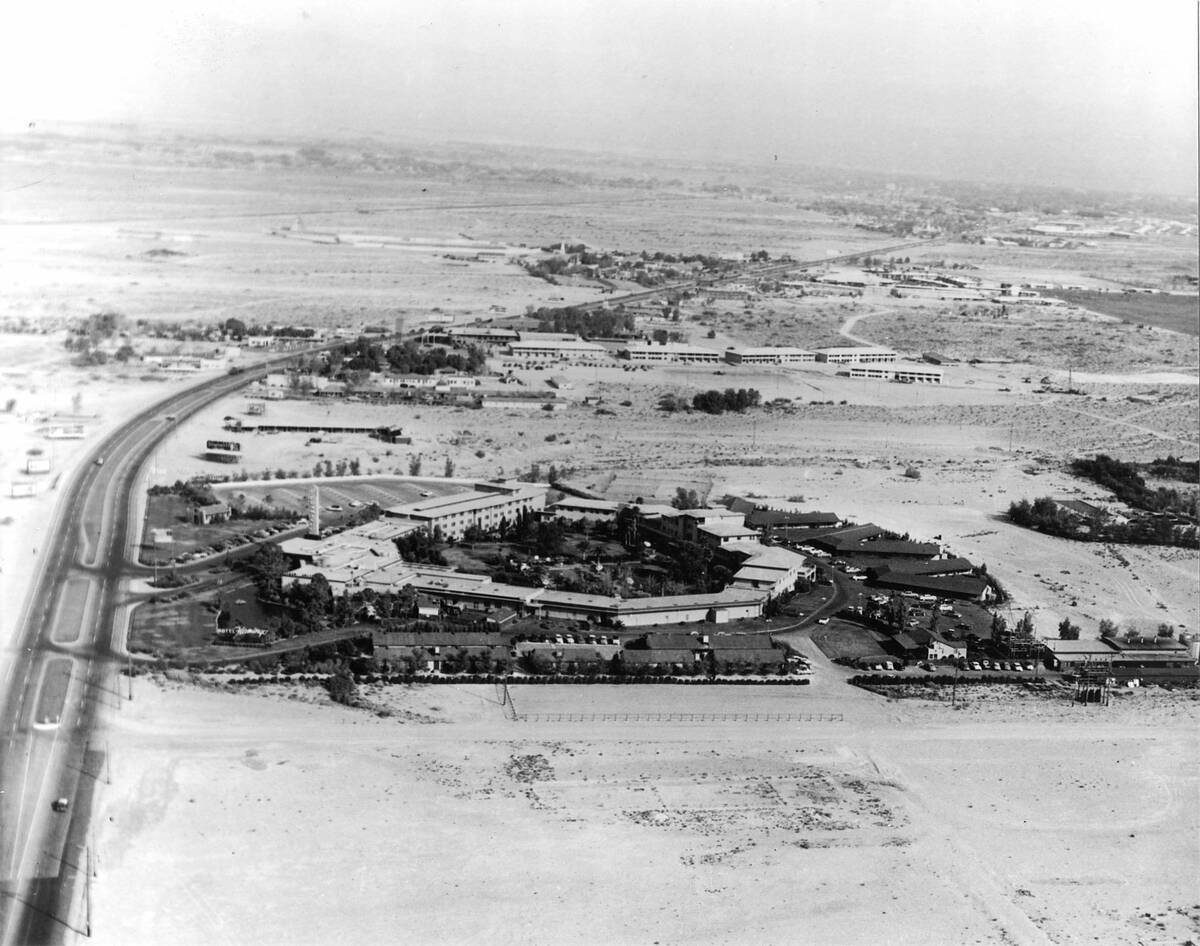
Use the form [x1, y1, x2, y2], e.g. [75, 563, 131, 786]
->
[94, 457, 104, 466]
[51, 797, 69, 813]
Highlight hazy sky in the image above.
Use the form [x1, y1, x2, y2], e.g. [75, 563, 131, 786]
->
[3, 0, 1196, 193]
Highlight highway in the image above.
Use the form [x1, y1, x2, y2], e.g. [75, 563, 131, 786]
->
[0, 350, 333, 945]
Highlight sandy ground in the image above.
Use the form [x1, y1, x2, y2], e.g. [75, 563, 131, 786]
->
[88, 677, 1200, 946]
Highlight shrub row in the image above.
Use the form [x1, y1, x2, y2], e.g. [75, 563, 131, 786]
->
[217, 673, 811, 687]
[848, 674, 1051, 688]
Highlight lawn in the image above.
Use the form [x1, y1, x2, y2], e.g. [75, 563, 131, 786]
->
[140, 494, 296, 565]
[809, 619, 889, 662]
[129, 594, 222, 658]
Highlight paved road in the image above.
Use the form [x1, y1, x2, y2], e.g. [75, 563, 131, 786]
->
[0, 347, 338, 945]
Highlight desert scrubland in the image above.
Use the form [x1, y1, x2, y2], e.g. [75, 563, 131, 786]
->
[2, 128, 1198, 944]
[88, 677, 1200, 946]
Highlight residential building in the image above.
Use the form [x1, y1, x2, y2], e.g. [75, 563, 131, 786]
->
[547, 497, 622, 522]
[728, 545, 816, 597]
[724, 347, 816, 366]
[619, 343, 723, 364]
[508, 337, 609, 362]
[385, 481, 549, 540]
[447, 326, 520, 346]
[814, 347, 897, 364]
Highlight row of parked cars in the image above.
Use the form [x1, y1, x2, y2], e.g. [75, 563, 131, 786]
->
[171, 521, 301, 564]
[963, 659, 1037, 672]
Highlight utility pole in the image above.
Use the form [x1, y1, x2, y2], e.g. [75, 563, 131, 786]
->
[85, 845, 92, 937]
[127, 653, 133, 701]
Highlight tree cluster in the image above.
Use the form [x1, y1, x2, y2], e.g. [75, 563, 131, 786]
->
[691, 388, 762, 414]
[1071, 455, 1198, 518]
[531, 307, 636, 338]
[1007, 495, 1197, 548]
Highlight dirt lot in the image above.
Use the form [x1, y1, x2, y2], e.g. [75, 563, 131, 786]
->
[89, 677, 1200, 946]
[1042, 289, 1199, 336]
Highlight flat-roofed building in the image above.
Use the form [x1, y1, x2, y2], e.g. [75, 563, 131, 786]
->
[614, 588, 765, 627]
[447, 326, 520, 346]
[724, 347, 816, 366]
[848, 365, 894, 381]
[385, 481, 548, 539]
[480, 395, 566, 410]
[893, 366, 943, 384]
[508, 338, 609, 362]
[815, 346, 897, 364]
[547, 497, 622, 522]
[619, 344, 723, 364]
[707, 286, 755, 301]
[697, 520, 762, 548]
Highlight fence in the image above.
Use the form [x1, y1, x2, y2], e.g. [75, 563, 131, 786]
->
[515, 711, 843, 723]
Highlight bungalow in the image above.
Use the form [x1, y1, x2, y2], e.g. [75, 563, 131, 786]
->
[193, 502, 232, 525]
[919, 628, 969, 662]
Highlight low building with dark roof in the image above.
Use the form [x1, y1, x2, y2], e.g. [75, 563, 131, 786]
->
[871, 570, 995, 602]
[746, 509, 843, 530]
[810, 525, 885, 551]
[621, 649, 702, 670]
[711, 647, 786, 673]
[884, 557, 975, 577]
[842, 539, 941, 558]
[1051, 499, 1109, 520]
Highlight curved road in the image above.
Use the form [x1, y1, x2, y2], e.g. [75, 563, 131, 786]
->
[0, 348, 336, 945]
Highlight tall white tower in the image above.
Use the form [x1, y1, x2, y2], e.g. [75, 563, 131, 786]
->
[306, 485, 321, 538]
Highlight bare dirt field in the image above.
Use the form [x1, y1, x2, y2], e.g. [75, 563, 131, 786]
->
[856, 300, 1198, 372]
[89, 677, 1200, 946]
